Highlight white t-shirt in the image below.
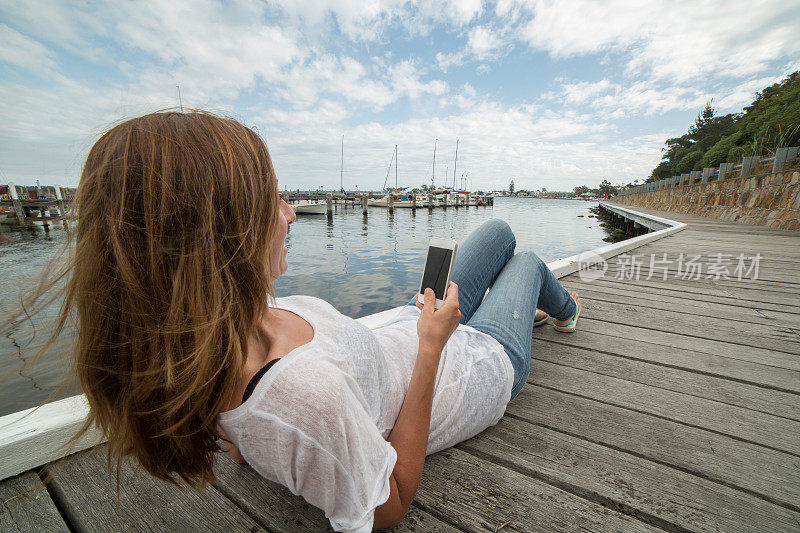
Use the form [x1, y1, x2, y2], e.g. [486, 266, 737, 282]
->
[217, 295, 514, 532]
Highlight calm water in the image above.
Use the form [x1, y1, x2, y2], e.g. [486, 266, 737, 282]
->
[0, 197, 611, 416]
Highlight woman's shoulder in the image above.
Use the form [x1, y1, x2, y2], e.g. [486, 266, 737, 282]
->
[275, 294, 338, 314]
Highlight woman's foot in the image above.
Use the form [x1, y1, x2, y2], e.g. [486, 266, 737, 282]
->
[534, 309, 549, 327]
[553, 291, 581, 333]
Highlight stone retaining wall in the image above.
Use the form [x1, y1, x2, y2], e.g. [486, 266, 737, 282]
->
[612, 168, 800, 231]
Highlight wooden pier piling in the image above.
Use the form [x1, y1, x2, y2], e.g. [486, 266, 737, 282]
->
[8, 182, 27, 226]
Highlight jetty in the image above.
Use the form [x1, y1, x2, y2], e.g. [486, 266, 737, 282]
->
[0, 184, 75, 228]
[1, 202, 799, 532]
[282, 191, 494, 219]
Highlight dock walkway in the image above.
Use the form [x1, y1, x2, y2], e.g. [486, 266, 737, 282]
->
[2, 205, 799, 532]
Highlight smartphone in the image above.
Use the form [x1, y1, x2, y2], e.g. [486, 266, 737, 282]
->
[418, 237, 458, 309]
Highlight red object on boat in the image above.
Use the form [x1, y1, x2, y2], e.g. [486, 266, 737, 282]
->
[453, 190, 470, 194]
[0, 185, 7, 196]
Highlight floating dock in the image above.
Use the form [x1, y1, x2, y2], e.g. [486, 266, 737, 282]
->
[1, 203, 798, 532]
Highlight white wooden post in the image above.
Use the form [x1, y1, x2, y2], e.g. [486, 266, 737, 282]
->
[8, 181, 27, 225]
[54, 184, 68, 220]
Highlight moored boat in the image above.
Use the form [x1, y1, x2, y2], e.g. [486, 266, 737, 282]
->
[290, 202, 326, 215]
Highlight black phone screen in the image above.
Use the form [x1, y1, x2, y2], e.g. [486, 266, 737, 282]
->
[419, 246, 453, 299]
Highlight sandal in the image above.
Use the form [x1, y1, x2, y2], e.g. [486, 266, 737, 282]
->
[553, 294, 581, 333]
[534, 309, 549, 328]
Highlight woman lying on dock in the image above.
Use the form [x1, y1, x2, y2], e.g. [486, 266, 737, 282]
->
[50, 111, 581, 531]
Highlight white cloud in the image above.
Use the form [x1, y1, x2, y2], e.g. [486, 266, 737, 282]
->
[436, 51, 465, 71]
[550, 71, 794, 120]
[713, 75, 785, 111]
[435, 24, 511, 72]
[514, 0, 800, 83]
[268, 0, 483, 40]
[0, 24, 58, 75]
[1, 0, 798, 192]
[467, 26, 504, 60]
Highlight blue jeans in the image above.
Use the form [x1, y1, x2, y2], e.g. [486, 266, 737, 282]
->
[410, 219, 576, 401]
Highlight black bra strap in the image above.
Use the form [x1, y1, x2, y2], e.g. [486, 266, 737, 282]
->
[241, 358, 281, 404]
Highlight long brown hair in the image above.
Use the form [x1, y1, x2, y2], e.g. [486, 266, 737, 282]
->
[11, 111, 280, 488]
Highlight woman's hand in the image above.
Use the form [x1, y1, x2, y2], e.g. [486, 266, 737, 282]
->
[415, 282, 461, 356]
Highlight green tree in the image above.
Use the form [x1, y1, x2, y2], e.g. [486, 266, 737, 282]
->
[650, 71, 800, 178]
[689, 100, 716, 141]
[573, 185, 589, 195]
[598, 179, 617, 196]
[508, 180, 515, 194]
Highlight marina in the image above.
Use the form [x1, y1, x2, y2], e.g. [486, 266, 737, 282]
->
[2, 202, 798, 531]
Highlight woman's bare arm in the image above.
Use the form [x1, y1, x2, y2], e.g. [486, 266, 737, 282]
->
[373, 284, 460, 528]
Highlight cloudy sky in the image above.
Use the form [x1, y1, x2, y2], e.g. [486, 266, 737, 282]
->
[1, 0, 799, 192]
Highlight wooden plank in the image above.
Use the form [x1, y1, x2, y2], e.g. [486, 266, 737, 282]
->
[567, 283, 800, 327]
[570, 318, 800, 371]
[618, 247, 800, 266]
[534, 339, 800, 420]
[565, 277, 800, 316]
[653, 231, 800, 245]
[594, 255, 800, 286]
[575, 299, 800, 354]
[565, 276, 800, 314]
[459, 417, 800, 532]
[509, 385, 800, 512]
[213, 454, 460, 532]
[618, 234, 800, 250]
[529, 360, 800, 455]
[582, 235, 800, 253]
[598, 263, 800, 287]
[414, 447, 657, 532]
[43, 447, 265, 532]
[564, 273, 800, 309]
[0, 471, 69, 533]
[533, 329, 800, 394]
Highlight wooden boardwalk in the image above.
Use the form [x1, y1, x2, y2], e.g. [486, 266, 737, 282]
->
[2, 205, 799, 532]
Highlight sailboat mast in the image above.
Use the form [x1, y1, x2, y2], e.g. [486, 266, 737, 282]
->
[453, 139, 459, 190]
[176, 85, 183, 111]
[432, 139, 437, 188]
[395, 144, 398, 189]
[340, 135, 344, 190]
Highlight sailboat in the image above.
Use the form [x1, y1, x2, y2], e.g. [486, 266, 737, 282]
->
[368, 145, 429, 207]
